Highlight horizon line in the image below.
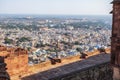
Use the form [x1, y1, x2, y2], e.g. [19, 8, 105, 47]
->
[0, 13, 112, 16]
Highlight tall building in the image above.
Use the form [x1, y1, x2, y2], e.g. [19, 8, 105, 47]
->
[111, 0, 120, 80]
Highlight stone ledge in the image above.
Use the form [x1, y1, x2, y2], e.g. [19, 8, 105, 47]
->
[21, 53, 111, 80]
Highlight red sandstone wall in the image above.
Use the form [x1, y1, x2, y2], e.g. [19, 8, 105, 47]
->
[0, 45, 7, 51]
[5, 55, 28, 76]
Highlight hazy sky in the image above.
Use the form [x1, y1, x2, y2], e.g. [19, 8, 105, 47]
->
[0, 0, 112, 15]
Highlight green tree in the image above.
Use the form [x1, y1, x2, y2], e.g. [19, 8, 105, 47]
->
[74, 41, 79, 45]
[76, 47, 83, 53]
[18, 37, 31, 42]
[4, 37, 13, 44]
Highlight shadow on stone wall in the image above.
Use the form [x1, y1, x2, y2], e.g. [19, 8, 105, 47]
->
[0, 56, 10, 80]
[21, 53, 113, 80]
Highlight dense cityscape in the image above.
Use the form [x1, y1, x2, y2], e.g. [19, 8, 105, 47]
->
[0, 15, 112, 65]
[1, 0, 120, 80]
